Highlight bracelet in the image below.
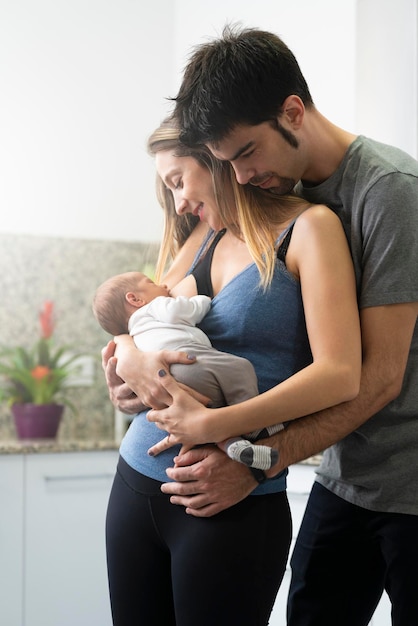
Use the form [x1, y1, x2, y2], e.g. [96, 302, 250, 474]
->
[249, 466, 268, 484]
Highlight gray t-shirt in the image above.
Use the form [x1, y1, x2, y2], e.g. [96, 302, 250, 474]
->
[296, 136, 418, 514]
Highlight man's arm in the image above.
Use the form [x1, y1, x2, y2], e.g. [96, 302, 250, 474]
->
[271, 302, 417, 469]
[162, 302, 418, 516]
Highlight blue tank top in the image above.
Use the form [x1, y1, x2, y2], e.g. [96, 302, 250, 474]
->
[120, 225, 312, 495]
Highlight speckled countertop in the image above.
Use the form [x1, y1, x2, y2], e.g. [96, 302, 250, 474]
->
[0, 439, 120, 454]
[0, 438, 321, 465]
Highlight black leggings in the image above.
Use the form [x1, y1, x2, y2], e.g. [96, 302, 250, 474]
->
[106, 457, 292, 626]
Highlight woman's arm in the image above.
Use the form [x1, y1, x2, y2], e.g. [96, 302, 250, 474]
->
[102, 221, 210, 412]
[160, 220, 210, 288]
[147, 206, 362, 444]
[101, 340, 145, 414]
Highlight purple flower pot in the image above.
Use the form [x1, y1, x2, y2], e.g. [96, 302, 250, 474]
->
[11, 403, 64, 439]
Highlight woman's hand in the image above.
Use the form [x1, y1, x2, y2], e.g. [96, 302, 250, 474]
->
[104, 335, 203, 411]
[148, 438, 194, 457]
[147, 370, 214, 445]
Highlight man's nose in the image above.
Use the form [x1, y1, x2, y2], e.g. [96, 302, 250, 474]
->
[231, 163, 255, 185]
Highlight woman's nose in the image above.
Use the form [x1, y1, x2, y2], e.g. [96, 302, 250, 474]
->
[175, 196, 189, 215]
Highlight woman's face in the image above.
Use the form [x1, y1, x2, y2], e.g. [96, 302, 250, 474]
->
[155, 150, 225, 231]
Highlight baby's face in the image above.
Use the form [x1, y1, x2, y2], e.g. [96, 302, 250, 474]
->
[136, 274, 170, 303]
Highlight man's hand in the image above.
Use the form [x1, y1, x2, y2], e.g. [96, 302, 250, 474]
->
[161, 445, 257, 517]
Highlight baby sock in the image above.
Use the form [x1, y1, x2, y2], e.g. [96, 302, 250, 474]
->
[226, 437, 279, 470]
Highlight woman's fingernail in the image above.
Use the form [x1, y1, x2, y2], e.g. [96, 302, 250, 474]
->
[148, 450, 154, 456]
[158, 369, 167, 377]
[187, 354, 196, 360]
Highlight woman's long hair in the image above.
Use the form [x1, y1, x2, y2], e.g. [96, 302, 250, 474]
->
[232, 177, 310, 288]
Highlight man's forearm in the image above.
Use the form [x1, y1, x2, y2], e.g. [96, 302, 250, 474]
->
[267, 362, 398, 474]
[269, 404, 351, 472]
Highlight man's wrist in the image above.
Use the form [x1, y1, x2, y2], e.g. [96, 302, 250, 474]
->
[248, 466, 268, 484]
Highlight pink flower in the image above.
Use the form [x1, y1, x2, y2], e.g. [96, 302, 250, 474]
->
[39, 301, 55, 339]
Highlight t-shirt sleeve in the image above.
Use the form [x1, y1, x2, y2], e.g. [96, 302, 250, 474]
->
[359, 172, 418, 308]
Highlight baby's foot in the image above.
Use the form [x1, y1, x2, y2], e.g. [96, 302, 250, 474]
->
[226, 438, 279, 470]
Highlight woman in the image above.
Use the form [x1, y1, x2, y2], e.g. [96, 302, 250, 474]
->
[104, 118, 361, 626]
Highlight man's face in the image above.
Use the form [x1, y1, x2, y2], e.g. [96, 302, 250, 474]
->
[207, 121, 301, 195]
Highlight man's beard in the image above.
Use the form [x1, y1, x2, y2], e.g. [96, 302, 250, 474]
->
[267, 178, 296, 195]
[249, 174, 296, 195]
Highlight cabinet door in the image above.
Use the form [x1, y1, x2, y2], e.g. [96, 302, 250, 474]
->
[24, 451, 118, 626]
[0, 455, 24, 626]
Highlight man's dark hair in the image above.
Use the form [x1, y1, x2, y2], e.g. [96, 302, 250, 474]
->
[173, 24, 314, 147]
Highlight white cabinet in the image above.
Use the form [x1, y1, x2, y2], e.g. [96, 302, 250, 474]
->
[0, 456, 24, 625]
[0, 450, 118, 626]
[269, 464, 391, 626]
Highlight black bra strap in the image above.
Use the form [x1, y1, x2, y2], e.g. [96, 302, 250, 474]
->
[191, 229, 226, 298]
[277, 223, 295, 262]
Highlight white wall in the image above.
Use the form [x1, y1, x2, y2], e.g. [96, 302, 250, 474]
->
[356, 0, 418, 156]
[173, 0, 357, 130]
[0, 0, 175, 242]
[0, 0, 416, 242]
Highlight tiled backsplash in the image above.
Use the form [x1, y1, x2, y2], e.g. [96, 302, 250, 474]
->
[0, 233, 159, 441]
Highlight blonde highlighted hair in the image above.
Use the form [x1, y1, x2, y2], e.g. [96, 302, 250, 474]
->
[231, 177, 309, 288]
[147, 117, 239, 282]
[148, 117, 309, 288]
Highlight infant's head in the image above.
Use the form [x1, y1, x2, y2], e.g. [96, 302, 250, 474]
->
[93, 271, 169, 335]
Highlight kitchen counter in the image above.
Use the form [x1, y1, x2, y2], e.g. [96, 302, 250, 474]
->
[0, 439, 120, 454]
[0, 438, 321, 465]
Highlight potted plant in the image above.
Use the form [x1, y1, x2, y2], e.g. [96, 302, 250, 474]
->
[0, 300, 86, 439]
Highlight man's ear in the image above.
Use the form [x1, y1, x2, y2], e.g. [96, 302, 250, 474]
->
[282, 95, 304, 129]
[125, 292, 144, 309]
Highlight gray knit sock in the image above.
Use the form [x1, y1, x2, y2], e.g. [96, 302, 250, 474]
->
[226, 438, 279, 470]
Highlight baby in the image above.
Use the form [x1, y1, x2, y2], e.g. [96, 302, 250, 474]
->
[93, 271, 283, 470]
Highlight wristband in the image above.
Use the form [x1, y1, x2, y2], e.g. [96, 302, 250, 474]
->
[249, 466, 268, 484]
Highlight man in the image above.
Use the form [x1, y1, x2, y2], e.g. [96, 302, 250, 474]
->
[172, 25, 418, 626]
[104, 25, 418, 626]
